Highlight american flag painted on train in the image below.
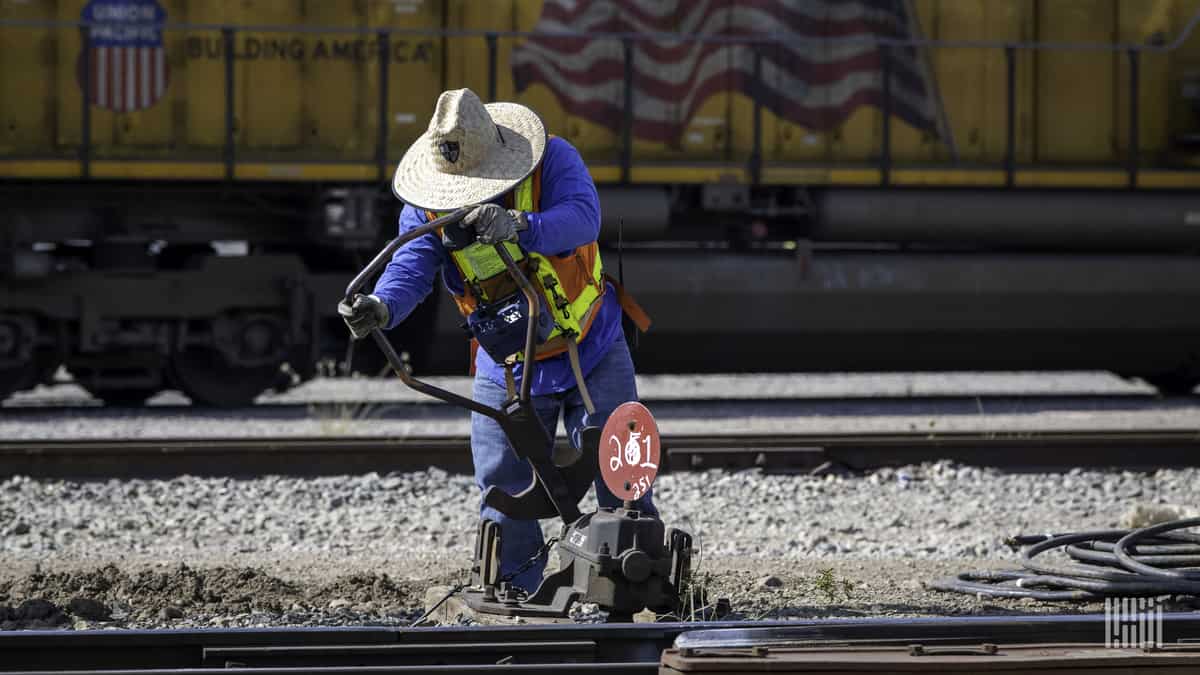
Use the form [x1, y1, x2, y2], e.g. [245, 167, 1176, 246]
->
[512, 0, 942, 144]
[79, 0, 170, 113]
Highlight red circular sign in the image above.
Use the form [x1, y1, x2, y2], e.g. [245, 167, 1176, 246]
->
[600, 401, 661, 502]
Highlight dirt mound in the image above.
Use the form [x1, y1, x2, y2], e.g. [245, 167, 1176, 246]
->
[0, 564, 441, 629]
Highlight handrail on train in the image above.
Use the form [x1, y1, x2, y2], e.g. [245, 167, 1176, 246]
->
[3, 14, 1199, 52]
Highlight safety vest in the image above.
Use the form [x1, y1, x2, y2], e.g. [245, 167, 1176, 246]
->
[428, 165, 606, 360]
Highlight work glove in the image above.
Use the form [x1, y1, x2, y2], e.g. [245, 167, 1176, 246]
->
[338, 293, 389, 340]
[462, 203, 528, 246]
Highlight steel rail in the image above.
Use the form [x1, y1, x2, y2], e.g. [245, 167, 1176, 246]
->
[0, 428, 1197, 479]
[3, 614, 1200, 674]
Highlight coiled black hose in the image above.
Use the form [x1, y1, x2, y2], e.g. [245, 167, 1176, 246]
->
[929, 518, 1200, 600]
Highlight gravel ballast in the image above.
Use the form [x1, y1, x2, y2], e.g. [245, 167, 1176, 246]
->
[1, 463, 1197, 629]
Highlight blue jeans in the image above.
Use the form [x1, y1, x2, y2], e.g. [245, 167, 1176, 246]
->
[471, 336, 658, 592]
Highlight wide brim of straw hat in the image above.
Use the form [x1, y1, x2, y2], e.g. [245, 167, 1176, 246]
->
[392, 102, 547, 212]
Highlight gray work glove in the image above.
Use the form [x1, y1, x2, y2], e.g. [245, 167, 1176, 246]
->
[463, 203, 527, 245]
[338, 294, 389, 340]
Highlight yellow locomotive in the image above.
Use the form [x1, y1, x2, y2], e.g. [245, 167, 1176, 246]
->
[3, 0, 1200, 405]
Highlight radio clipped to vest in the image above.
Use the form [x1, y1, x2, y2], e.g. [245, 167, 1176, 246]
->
[454, 240, 554, 362]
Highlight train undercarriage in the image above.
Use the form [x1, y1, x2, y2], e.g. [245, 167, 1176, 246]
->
[3, 181, 1200, 406]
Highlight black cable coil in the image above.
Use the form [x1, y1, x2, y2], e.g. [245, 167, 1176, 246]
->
[930, 517, 1200, 600]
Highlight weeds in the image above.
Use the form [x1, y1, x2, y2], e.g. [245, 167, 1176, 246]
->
[309, 400, 394, 435]
[813, 567, 856, 602]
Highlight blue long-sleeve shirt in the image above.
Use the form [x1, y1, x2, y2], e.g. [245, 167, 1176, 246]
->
[372, 136, 623, 396]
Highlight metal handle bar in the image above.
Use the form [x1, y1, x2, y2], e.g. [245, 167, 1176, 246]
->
[494, 243, 540, 404]
[344, 206, 471, 303]
[368, 327, 507, 420]
[346, 209, 543, 418]
[345, 206, 504, 419]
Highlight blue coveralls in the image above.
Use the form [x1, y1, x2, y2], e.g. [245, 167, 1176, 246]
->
[372, 136, 657, 591]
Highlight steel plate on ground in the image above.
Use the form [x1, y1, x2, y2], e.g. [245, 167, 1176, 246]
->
[660, 642, 1200, 673]
[600, 401, 660, 501]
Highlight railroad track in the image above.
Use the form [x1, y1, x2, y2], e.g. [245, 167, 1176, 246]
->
[2, 613, 1200, 673]
[2, 428, 1198, 478]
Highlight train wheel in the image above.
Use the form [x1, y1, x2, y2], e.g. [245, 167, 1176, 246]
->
[0, 345, 60, 402]
[0, 362, 38, 401]
[169, 347, 281, 407]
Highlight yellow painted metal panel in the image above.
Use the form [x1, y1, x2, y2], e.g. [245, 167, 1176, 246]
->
[832, 107, 882, 164]
[629, 165, 747, 184]
[1036, 0, 1117, 163]
[372, 0, 443, 160]
[0, 0, 57, 154]
[54, 1, 91, 151]
[302, 3, 370, 158]
[1167, 0, 1200, 150]
[761, 166, 881, 185]
[1014, 169, 1127, 187]
[890, 168, 1006, 186]
[887, 0, 938, 164]
[900, 0, 1033, 164]
[1117, 1, 1173, 161]
[235, 162, 377, 181]
[0, 160, 82, 178]
[1137, 170, 1200, 188]
[175, 2, 225, 153]
[90, 160, 224, 179]
[233, 1, 304, 154]
[587, 164, 621, 183]
[762, 167, 835, 185]
[829, 168, 884, 184]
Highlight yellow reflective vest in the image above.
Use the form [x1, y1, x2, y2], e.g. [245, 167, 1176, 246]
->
[428, 165, 606, 360]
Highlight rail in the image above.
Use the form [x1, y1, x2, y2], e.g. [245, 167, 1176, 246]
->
[2, 428, 1199, 479]
[2, 614, 1200, 673]
[2, 12, 1199, 188]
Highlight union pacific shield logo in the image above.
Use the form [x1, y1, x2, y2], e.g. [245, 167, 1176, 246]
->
[78, 0, 169, 112]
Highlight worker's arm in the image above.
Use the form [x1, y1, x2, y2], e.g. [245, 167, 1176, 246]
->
[516, 137, 601, 255]
[371, 206, 446, 329]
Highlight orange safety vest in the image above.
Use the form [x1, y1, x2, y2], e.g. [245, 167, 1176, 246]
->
[429, 165, 651, 364]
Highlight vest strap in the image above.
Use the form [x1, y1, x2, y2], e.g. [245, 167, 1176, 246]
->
[604, 273, 652, 333]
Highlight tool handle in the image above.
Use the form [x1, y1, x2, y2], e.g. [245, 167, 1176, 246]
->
[494, 243, 540, 404]
[346, 206, 506, 420]
[369, 327, 505, 421]
[343, 206, 471, 304]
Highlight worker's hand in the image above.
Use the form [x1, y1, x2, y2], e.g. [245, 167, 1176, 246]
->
[338, 294, 389, 340]
[464, 203, 527, 245]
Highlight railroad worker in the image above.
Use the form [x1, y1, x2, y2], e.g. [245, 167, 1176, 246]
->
[339, 88, 655, 593]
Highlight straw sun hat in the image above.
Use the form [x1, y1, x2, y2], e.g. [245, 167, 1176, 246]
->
[392, 88, 547, 211]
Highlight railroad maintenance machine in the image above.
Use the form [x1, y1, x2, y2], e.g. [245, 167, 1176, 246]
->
[344, 208, 692, 622]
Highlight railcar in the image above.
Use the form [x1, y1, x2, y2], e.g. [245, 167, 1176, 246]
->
[4, 0, 1200, 405]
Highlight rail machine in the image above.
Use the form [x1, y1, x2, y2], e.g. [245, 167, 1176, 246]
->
[345, 208, 693, 621]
